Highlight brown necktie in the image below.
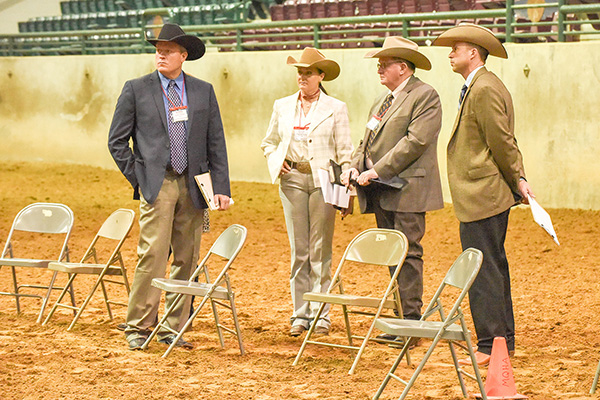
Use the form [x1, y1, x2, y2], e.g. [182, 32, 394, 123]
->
[365, 93, 394, 159]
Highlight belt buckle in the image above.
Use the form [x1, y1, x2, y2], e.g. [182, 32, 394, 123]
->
[296, 162, 311, 174]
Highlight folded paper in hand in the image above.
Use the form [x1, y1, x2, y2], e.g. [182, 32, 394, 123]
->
[528, 195, 559, 245]
[194, 172, 233, 211]
[318, 168, 351, 209]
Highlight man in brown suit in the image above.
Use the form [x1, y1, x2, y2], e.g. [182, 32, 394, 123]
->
[433, 23, 535, 365]
[341, 37, 443, 323]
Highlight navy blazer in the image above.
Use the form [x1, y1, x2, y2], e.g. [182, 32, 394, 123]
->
[108, 70, 230, 209]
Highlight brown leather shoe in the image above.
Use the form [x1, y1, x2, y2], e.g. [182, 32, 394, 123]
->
[290, 325, 307, 337]
[312, 326, 330, 337]
[459, 351, 491, 366]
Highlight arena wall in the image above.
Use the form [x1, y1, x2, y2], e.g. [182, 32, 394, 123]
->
[0, 41, 598, 210]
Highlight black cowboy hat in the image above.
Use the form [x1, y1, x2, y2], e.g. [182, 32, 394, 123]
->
[147, 23, 206, 61]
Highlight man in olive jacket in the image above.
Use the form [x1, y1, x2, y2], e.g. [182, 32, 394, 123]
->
[434, 23, 535, 366]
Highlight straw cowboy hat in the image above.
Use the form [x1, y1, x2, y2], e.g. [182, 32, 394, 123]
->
[147, 23, 206, 61]
[287, 47, 341, 81]
[432, 23, 508, 59]
[364, 36, 432, 70]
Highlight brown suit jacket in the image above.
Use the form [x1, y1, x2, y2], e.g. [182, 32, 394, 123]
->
[351, 75, 443, 214]
[447, 67, 525, 223]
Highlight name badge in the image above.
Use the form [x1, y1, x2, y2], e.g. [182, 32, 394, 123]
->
[366, 115, 381, 131]
[293, 126, 309, 142]
[171, 108, 188, 122]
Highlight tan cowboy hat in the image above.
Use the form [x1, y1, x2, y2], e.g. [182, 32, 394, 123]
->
[432, 23, 508, 59]
[287, 47, 340, 81]
[364, 36, 432, 71]
[147, 23, 205, 61]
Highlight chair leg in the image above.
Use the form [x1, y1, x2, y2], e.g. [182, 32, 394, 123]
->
[10, 266, 21, 314]
[448, 340, 468, 398]
[42, 273, 78, 325]
[163, 296, 202, 358]
[591, 359, 600, 394]
[373, 339, 410, 400]
[464, 334, 487, 400]
[37, 270, 59, 323]
[99, 279, 113, 320]
[341, 304, 353, 347]
[292, 301, 327, 366]
[67, 273, 108, 331]
[209, 298, 225, 348]
[229, 293, 245, 355]
[398, 335, 444, 400]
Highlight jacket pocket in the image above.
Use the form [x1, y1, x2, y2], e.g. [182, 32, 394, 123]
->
[398, 167, 426, 178]
[468, 165, 498, 180]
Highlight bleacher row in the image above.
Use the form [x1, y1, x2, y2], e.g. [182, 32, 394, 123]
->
[18, 0, 270, 33]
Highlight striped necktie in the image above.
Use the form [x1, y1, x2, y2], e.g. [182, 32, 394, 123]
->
[365, 93, 394, 160]
[459, 84, 468, 105]
[167, 80, 188, 174]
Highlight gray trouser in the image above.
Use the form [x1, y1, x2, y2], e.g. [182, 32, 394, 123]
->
[280, 169, 335, 329]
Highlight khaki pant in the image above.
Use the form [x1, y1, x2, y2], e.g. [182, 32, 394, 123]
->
[125, 171, 203, 341]
[279, 169, 335, 329]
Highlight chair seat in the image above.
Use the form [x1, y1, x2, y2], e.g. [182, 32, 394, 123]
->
[152, 278, 230, 300]
[375, 317, 468, 341]
[0, 257, 51, 268]
[48, 261, 124, 275]
[304, 292, 397, 309]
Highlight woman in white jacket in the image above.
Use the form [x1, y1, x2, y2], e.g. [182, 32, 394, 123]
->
[261, 48, 354, 337]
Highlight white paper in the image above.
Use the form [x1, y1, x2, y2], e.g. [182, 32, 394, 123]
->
[194, 173, 234, 211]
[528, 195, 559, 245]
[317, 168, 351, 209]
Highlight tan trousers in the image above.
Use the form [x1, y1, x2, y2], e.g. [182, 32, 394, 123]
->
[125, 171, 203, 341]
[279, 169, 335, 329]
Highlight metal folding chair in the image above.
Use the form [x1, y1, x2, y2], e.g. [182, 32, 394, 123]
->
[0, 203, 75, 323]
[42, 209, 135, 330]
[142, 224, 247, 358]
[373, 248, 487, 400]
[293, 228, 409, 374]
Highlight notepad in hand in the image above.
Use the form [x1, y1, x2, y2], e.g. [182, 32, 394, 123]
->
[194, 172, 219, 211]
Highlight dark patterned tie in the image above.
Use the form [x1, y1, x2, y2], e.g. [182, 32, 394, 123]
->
[459, 84, 468, 105]
[365, 93, 394, 159]
[167, 80, 187, 174]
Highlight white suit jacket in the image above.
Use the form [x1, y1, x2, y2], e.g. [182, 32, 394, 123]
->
[261, 91, 353, 187]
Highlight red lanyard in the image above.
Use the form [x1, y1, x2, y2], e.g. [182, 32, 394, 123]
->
[294, 96, 312, 130]
[161, 79, 187, 111]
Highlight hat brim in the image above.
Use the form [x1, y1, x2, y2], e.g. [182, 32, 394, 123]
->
[432, 26, 508, 59]
[148, 35, 206, 61]
[287, 56, 341, 81]
[364, 48, 432, 70]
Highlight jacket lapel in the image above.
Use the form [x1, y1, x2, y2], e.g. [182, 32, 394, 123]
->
[377, 75, 417, 131]
[450, 67, 487, 140]
[151, 71, 168, 133]
[182, 72, 194, 136]
[307, 93, 334, 136]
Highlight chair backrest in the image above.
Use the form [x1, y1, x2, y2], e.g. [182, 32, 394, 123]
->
[422, 248, 483, 322]
[2, 203, 74, 261]
[443, 248, 484, 290]
[209, 224, 247, 261]
[12, 203, 74, 234]
[97, 209, 135, 241]
[344, 228, 408, 267]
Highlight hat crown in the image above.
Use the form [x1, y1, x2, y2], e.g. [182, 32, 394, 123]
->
[296, 47, 328, 65]
[381, 36, 419, 53]
[156, 23, 186, 41]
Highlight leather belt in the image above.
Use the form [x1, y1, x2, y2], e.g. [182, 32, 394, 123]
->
[286, 159, 312, 174]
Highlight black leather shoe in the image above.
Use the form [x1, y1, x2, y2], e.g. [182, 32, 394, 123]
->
[158, 335, 194, 350]
[128, 337, 147, 351]
[376, 333, 398, 342]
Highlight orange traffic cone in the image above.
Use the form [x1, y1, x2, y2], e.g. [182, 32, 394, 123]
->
[475, 337, 527, 399]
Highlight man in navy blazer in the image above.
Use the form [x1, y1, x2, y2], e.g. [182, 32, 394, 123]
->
[108, 24, 231, 350]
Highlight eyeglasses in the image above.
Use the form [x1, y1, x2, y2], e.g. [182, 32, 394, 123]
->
[377, 60, 403, 70]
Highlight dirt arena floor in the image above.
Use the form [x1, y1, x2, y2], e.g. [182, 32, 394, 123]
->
[1, 161, 599, 400]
